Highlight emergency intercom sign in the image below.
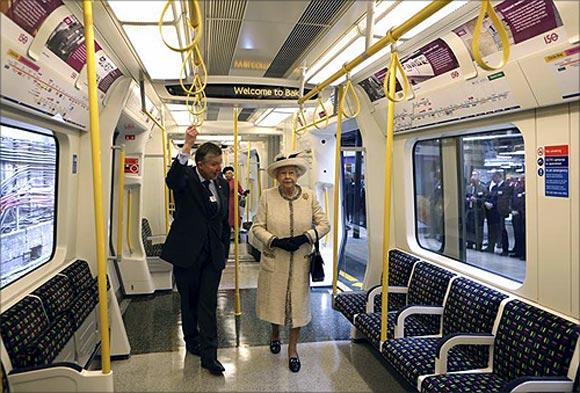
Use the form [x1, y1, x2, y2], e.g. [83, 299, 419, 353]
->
[544, 145, 568, 198]
[124, 157, 140, 175]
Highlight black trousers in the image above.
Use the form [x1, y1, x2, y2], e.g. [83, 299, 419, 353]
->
[488, 216, 508, 253]
[173, 249, 222, 362]
[512, 213, 525, 257]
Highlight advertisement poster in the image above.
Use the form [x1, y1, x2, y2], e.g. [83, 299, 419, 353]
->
[453, 0, 563, 58]
[544, 45, 580, 100]
[359, 39, 459, 103]
[402, 39, 460, 86]
[0, 0, 63, 36]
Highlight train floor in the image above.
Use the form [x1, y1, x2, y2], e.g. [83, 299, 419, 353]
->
[103, 258, 411, 392]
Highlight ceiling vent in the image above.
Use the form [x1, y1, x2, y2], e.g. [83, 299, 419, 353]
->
[204, 0, 248, 75]
[238, 108, 255, 121]
[265, 0, 354, 78]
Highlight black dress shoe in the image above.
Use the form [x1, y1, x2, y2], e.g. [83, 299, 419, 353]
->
[201, 359, 225, 375]
[186, 342, 201, 356]
[270, 340, 281, 354]
[289, 357, 301, 373]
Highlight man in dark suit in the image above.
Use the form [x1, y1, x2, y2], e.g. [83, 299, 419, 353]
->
[161, 126, 230, 375]
[484, 171, 510, 256]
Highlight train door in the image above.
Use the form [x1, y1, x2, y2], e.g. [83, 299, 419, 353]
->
[338, 130, 368, 290]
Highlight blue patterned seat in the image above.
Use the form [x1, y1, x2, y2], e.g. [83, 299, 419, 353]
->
[383, 277, 508, 387]
[421, 299, 580, 392]
[334, 249, 418, 323]
[0, 295, 73, 370]
[354, 262, 455, 348]
[142, 218, 163, 257]
[60, 260, 99, 328]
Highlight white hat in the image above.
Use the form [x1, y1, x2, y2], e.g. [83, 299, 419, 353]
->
[267, 151, 308, 178]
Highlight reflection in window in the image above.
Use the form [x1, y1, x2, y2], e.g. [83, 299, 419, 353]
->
[414, 140, 443, 252]
[413, 129, 526, 282]
[0, 123, 58, 287]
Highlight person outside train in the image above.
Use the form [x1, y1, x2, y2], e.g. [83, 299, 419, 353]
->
[484, 170, 510, 256]
[161, 126, 229, 376]
[465, 171, 486, 251]
[222, 166, 249, 232]
[510, 175, 526, 260]
[251, 152, 330, 373]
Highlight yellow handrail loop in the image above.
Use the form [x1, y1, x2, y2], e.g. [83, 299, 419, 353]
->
[342, 73, 361, 118]
[312, 96, 330, 130]
[382, 38, 410, 103]
[159, 0, 201, 52]
[472, 0, 511, 71]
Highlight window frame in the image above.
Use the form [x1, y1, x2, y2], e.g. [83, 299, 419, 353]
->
[412, 139, 445, 253]
[412, 127, 526, 283]
[0, 119, 60, 289]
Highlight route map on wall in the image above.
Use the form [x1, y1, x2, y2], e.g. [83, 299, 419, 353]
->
[0, 0, 124, 129]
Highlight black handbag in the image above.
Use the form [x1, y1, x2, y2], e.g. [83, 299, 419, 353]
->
[309, 229, 325, 282]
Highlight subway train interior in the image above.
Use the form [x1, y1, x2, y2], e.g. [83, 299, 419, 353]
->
[1, 0, 579, 392]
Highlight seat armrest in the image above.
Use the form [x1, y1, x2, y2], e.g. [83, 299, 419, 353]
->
[395, 305, 444, 338]
[147, 234, 166, 244]
[365, 285, 408, 313]
[435, 333, 494, 374]
[507, 376, 574, 392]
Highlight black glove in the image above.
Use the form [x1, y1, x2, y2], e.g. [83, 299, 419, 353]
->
[290, 234, 309, 248]
[243, 190, 250, 196]
[271, 237, 299, 252]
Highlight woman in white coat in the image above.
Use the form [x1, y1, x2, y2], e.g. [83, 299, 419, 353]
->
[251, 152, 330, 373]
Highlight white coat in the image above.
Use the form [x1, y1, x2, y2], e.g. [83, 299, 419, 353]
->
[251, 186, 330, 327]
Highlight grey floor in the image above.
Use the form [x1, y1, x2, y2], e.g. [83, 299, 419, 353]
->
[114, 257, 412, 392]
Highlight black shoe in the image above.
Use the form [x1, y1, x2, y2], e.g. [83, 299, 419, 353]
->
[201, 359, 225, 375]
[509, 252, 518, 257]
[289, 357, 301, 373]
[270, 340, 281, 354]
[186, 342, 201, 356]
[500, 251, 508, 257]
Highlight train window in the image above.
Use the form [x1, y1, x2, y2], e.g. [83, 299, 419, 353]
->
[0, 122, 58, 288]
[413, 129, 526, 282]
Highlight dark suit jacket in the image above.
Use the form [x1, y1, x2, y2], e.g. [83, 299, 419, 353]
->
[161, 158, 230, 270]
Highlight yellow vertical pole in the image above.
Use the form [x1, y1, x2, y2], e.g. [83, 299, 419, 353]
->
[233, 108, 241, 317]
[323, 187, 329, 246]
[82, 0, 110, 374]
[245, 143, 251, 222]
[161, 124, 170, 233]
[127, 189, 133, 255]
[380, 56, 397, 343]
[332, 86, 344, 298]
[291, 113, 297, 150]
[116, 148, 125, 258]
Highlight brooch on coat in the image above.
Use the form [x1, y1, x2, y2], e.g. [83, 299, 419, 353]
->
[303, 194, 309, 200]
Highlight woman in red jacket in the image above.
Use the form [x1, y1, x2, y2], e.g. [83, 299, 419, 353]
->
[223, 166, 249, 231]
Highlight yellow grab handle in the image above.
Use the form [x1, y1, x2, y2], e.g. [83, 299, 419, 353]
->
[291, 113, 298, 150]
[312, 96, 330, 130]
[159, 0, 201, 52]
[472, 0, 511, 71]
[190, 0, 202, 29]
[383, 50, 410, 103]
[179, 46, 208, 95]
[342, 78, 361, 118]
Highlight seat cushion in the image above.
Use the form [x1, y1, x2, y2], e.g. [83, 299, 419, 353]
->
[21, 315, 74, 368]
[70, 285, 99, 328]
[389, 249, 418, 286]
[60, 260, 93, 295]
[370, 292, 407, 314]
[335, 292, 367, 323]
[0, 297, 50, 369]
[493, 299, 580, 381]
[354, 312, 432, 348]
[383, 337, 489, 387]
[32, 274, 74, 321]
[421, 372, 506, 393]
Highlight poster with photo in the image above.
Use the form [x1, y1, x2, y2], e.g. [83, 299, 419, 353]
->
[453, 0, 563, 58]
